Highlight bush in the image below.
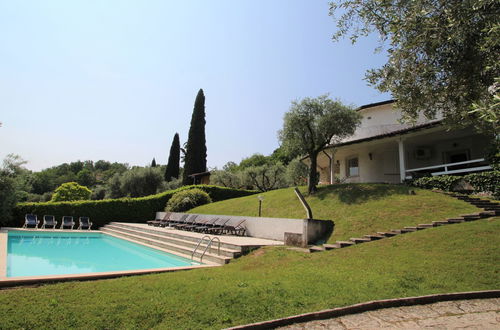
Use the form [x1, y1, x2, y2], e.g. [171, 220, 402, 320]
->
[51, 182, 92, 202]
[408, 171, 499, 198]
[166, 188, 212, 212]
[13, 185, 257, 229]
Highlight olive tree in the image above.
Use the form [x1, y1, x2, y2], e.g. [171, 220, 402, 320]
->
[330, 0, 499, 130]
[279, 95, 361, 194]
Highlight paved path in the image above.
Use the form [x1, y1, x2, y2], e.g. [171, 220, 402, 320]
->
[279, 298, 500, 329]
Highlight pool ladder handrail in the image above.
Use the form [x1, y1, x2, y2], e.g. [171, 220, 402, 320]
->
[191, 236, 220, 261]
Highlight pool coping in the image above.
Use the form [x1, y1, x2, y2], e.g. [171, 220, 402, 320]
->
[0, 228, 220, 288]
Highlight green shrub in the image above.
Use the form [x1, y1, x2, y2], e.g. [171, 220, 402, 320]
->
[166, 188, 212, 212]
[408, 171, 499, 198]
[465, 171, 499, 197]
[407, 176, 462, 191]
[50, 182, 92, 202]
[13, 185, 257, 228]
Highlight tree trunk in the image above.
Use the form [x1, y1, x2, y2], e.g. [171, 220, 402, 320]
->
[308, 151, 318, 195]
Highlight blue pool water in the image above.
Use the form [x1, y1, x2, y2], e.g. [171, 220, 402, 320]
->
[7, 231, 200, 277]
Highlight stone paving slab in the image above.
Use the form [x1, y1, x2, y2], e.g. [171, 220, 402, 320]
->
[278, 298, 500, 329]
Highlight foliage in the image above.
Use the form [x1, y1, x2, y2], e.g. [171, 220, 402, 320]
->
[329, 0, 500, 130]
[279, 95, 361, 194]
[76, 168, 95, 187]
[165, 188, 212, 212]
[151, 158, 157, 167]
[0, 164, 17, 226]
[238, 153, 271, 170]
[285, 158, 309, 186]
[50, 182, 92, 202]
[466, 171, 500, 197]
[183, 89, 207, 185]
[120, 167, 164, 198]
[165, 133, 181, 181]
[14, 185, 257, 229]
[241, 163, 287, 192]
[408, 171, 500, 197]
[105, 173, 123, 199]
[210, 170, 242, 189]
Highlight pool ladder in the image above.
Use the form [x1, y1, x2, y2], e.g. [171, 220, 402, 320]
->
[191, 236, 220, 262]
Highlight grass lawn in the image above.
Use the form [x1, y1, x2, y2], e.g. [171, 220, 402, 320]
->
[191, 184, 479, 242]
[0, 218, 498, 329]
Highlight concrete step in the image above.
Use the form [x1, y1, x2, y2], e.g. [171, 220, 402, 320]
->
[432, 220, 451, 226]
[401, 227, 417, 233]
[108, 222, 243, 252]
[447, 219, 465, 224]
[364, 234, 384, 240]
[417, 224, 433, 229]
[101, 228, 232, 265]
[389, 229, 403, 234]
[460, 214, 481, 221]
[336, 241, 355, 248]
[104, 224, 241, 257]
[309, 245, 326, 252]
[377, 231, 399, 237]
[479, 210, 497, 217]
[287, 247, 312, 253]
[323, 243, 340, 250]
[350, 237, 371, 244]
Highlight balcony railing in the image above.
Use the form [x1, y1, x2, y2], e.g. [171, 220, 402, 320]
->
[405, 158, 492, 179]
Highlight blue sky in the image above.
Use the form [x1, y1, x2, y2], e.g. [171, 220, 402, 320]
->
[0, 1, 389, 171]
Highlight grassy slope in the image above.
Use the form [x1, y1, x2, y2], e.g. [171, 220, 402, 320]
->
[191, 184, 478, 242]
[0, 219, 498, 329]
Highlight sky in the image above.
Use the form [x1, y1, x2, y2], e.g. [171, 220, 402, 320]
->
[0, 0, 390, 172]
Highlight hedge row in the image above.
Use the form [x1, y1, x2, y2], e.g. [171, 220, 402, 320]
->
[12, 185, 257, 228]
[408, 171, 499, 197]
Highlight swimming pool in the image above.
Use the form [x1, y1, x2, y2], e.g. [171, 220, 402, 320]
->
[6, 231, 201, 277]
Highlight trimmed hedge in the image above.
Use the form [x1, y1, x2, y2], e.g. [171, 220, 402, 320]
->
[408, 171, 499, 197]
[12, 185, 257, 229]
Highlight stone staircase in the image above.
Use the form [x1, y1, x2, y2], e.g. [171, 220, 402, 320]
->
[101, 222, 245, 265]
[292, 192, 499, 253]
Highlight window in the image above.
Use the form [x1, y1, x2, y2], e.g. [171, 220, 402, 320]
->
[347, 157, 359, 177]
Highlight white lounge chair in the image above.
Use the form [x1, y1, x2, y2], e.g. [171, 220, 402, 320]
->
[41, 215, 57, 229]
[60, 216, 75, 230]
[77, 217, 92, 230]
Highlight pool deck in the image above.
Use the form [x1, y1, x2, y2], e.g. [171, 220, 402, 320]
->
[0, 226, 283, 288]
[119, 222, 284, 247]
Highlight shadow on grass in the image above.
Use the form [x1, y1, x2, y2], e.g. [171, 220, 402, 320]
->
[314, 184, 411, 205]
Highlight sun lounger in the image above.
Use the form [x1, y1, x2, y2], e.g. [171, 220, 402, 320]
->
[222, 220, 246, 236]
[192, 217, 220, 233]
[60, 216, 75, 230]
[183, 217, 218, 232]
[41, 215, 57, 229]
[205, 218, 231, 235]
[172, 215, 199, 230]
[23, 214, 39, 229]
[161, 213, 188, 227]
[147, 212, 172, 227]
[78, 217, 92, 230]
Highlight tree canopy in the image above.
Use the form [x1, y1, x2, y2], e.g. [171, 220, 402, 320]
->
[330, 0, 500, 129]
[279, 95, 361, 194]
[165, 133, 180, 181]
[50, 182, 92, 202]
[183, 89, 207, 185]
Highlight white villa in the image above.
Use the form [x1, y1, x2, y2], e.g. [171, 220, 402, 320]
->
[313, 100, 493, 184]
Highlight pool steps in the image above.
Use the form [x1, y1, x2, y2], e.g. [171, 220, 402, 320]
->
[101, 223, 243, 265]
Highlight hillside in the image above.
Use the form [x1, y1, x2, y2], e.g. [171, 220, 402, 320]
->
[191, 184, 479, 242]
[0, 218, 498, 329]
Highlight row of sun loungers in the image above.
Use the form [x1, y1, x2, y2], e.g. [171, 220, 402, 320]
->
[23, 214, 92, 230]
[147, 212, 246, 236]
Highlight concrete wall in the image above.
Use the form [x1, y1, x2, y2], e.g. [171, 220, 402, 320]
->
[156, 212, 334, 245]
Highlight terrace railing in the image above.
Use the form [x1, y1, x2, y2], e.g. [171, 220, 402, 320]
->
[405, 158, 492, 179]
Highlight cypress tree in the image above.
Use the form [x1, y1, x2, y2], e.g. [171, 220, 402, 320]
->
[182, 89, 207, 185]
[165, 133, 180, 181]
[151, 158, 157, 167]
